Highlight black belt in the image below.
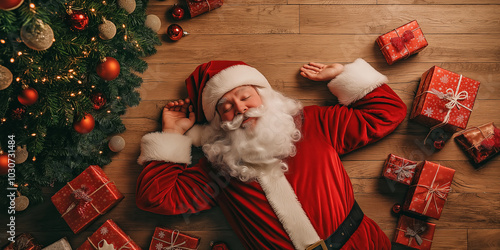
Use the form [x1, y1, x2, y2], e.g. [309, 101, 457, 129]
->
[306, 201, 364, 250]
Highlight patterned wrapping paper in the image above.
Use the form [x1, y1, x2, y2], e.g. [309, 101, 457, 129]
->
[149, 227, 200, 250]
[393, 215, 435, 250]
[77, 220, 141, 250]
[382, 154, 418, 185]
[51, 165, 124, 234]
[376, 20, 428, 65]
[454, 122, 500, 165]
[403, 161, 455, 219]
[410, 66, 480, 133]
[186, 0, 223, 18]
[3, 234, 42, 250]
[42, 238, 72, 250]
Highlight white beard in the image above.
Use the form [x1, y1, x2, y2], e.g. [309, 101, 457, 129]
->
[201, 88, 303, 182]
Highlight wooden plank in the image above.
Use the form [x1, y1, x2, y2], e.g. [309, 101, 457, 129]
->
[378, 0, 500, 4]
[386, 229, 467, 250]
[146, 5, 299, 35]
[148, 0, 288, 5]
[300, 5, 500, 34]
[468, 229, 500, 250]
[288, 0, 375, 4]
[143, 34, 500, 64]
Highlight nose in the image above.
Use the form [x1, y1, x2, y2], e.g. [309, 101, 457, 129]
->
[234, 101, 247, 115]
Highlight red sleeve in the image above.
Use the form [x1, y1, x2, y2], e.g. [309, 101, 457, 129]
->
[307, 84, 406, 155]
[135, 159, 217, 215]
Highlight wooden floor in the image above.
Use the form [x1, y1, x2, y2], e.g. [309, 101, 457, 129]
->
[3, 0, 500, 249]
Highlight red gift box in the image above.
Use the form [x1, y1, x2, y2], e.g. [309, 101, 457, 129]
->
[149, 227, 200, 250]
[3, 234, 42, 250]
[454, 122, 500, 165]
[410, 66, 480, 134]
[77, 220, 140, 250]
[382, 154, 418, 185]
[186, 0, 223, 18]
[403, 161, 455, 219]
[376, 20, 428, 65]
[51, 165, 124, 234]
[393, 215, 435, 250]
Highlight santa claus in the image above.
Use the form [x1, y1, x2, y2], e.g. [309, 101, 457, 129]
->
[136, 59, 407, 249]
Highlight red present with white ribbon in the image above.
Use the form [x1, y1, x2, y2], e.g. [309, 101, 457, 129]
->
[410, 66, 480, 143]
[51, 165, 124, 234]
[186, 0, 223, 18]
[376, 20, 428, 65]
[382, 154, 418, 185]
[77, 220, 141, 250]
[393, 215, 435, 250]
[149, 227, 200, 250]
[403, 161, 455, 219]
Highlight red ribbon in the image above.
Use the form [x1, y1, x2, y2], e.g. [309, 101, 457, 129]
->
[390, 30, 415, 52]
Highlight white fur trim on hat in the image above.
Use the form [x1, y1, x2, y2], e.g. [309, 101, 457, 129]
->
[137, 132, 192, 165]
[202, 64, 271, 121]
[327, 58, 388, 106]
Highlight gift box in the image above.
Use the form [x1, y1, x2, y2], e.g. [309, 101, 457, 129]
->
[410, 66, 480, 133]
[186, 0, 223, 18]
[3, 234, 42, 250]
[454, 122, 500, 165]
[149, 227, 200, 250]
[42, 238, 71, 250]
[376, 20, 428, 65]
[382, 154, 418, 185]
[403, 161, 455, 219]
[51, 165, 124, 234]
[393, 215, 435, 250]
[77, 220, 140, 250]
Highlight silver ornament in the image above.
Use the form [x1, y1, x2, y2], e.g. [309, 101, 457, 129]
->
[99, 18, 117, 40]
[145, 14, 161, 33]
[118, 0, 136, 14]
[0, 65, 13, 91]
[20, 19, 54, 51]
[14, 145, 28, 164]
[108, 135, 126, 152]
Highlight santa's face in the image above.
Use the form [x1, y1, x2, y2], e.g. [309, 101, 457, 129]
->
[216, 85, 263, 128]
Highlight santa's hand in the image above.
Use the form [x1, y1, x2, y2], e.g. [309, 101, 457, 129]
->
[300, 62, 344, 82]
[162, 98, 196, 135]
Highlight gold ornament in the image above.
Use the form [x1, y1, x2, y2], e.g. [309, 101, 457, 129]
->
[99, 18, 116, 40]
[15, 191, 29, 211]
[14, 145, 28, 164]
[0, 65, 13, 90]
[117, 0, 136, 14]
[145, 14, 161, 33]
[20, 19, 54, 51]
[108, 135, 126, 152]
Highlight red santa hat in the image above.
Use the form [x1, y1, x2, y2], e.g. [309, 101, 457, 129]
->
[186, 61, 272, 123]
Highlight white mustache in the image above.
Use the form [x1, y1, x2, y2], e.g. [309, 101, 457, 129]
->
[221, 106, 266, 131]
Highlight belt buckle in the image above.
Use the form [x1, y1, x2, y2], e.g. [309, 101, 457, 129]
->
[306, 239, 327, 250]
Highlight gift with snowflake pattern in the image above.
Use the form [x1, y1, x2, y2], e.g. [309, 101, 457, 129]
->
[186, 0, 223, 18]
[77, 220, 140, 250]
[393, 215, 435, 250]
[403, 161, 455, 219]
[149, 227, 200, 250]
[410, 66, 480, 133]
[51, 165, 124, 234]
[382, 154, 418, 185]
[376, 20, 428, 65]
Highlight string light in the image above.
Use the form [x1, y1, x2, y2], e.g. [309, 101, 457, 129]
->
[69, 69, 74, 73]
[16, 77, 20, 81]
[10, 58, 14, 63]
[17, 51, 22, 56]
[1, 118, 6, 122]
[107, 110, 111, 113]
[70, 93, 75, 97]
[90, 8, 95, 12]
[30, 3, 35, 8]
[91, 37, 96, 41]
[0, 39, 5, 44]
[78, 80, 82, 84]
[31, 133, 36, 137]
[32, 156, 36, 161]
[116, 96, 121, 99]
[56, 76, 61, 79]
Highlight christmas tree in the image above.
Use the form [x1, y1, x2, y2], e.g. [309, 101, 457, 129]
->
[0, 0, 160, 205]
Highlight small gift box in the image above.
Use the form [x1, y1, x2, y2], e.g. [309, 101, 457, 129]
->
[376, 20, 428, 65]
[77, 220, 140, 250]
[42, 238, 72, 250]
[382, 154, 418, 185]
[454, 122, 500, 165]
[51, 165, 124, 234]
[393, 215, 435, 250]
[3, 234, 42, 250]
[403, 161, 455, 219]
[149, 227, 200, 250]
[186, 0, 223, 18]
[410, 66, 480, 135]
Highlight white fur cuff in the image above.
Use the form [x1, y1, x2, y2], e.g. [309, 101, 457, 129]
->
[185, 125, 204, 147]
[328, 58, 388, 106]
[137, 132, 192, 165]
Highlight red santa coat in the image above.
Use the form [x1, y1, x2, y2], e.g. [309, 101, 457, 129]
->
[136, 59, 407, 249]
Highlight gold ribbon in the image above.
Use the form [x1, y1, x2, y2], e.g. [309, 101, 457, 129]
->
[413, 164, 451, 215]
[61, 180, 113, 217]
[152, 230, 196, 250]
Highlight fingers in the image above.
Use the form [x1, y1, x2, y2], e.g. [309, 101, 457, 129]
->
[188, 105, 196, 122]
[308, 62, 325, 68]
[164, 99, 187, 111]
[302, 64, 321, 72]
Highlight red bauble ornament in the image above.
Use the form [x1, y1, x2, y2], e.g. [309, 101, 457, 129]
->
[0, 154, 9, 176]
[167, 24, 188, 41]
[0, 0, 23, 10]
[96, 57, 120, 81]
[210, 242, 229, 250]
[73, 113, 95, 134]
[18, 87, 39, 106]
[91, 93, 107, 110]
[171, 5, 185, 20]
[392, 203, 401, 214]
[433, 140, 445, 150]
[68, 10, 89, 31]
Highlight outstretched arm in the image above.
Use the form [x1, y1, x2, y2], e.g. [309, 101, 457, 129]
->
[300, 62, 344, 82]
[162, 98, 196, 134]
